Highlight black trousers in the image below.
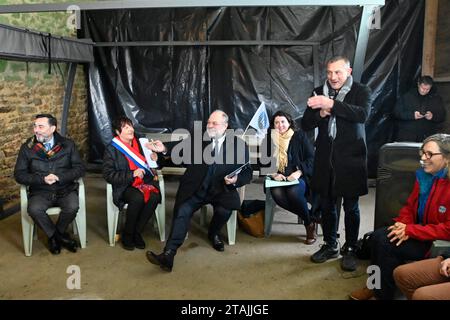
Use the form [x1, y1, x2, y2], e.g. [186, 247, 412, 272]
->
[270, 178, 311, 225]
[122, 186, 161, 237]
[321, 195, 360, 247]
[371, 227, 431, 300]
[27, 190, 79, 238]
[165, 193, 232, 252]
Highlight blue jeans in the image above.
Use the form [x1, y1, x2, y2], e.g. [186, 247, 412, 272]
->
[270, 178, 311, 226]
[321, 195, 360, 247]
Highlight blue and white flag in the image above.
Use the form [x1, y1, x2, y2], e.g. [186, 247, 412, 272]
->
[247, 102, 269, 138]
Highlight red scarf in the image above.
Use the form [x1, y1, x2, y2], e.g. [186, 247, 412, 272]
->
[116, 136, 159, 203]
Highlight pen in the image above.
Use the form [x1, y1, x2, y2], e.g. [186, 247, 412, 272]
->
[313, 91, 317, 96]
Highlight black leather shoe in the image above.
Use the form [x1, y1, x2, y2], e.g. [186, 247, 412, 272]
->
[57, 232, 78, 253]
[121, 233, 135, 251]
[209, 234, 225, 252]
[146, 250, 175, 272]
[134, 233, 146, 250]
[48, 235, 61, 255]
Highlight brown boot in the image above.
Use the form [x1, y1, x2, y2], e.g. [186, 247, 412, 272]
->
[349, 287, 375, 300]
[304, 222, 317, 245]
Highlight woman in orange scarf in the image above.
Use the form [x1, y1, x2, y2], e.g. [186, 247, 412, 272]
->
[264, 111, 316, 244]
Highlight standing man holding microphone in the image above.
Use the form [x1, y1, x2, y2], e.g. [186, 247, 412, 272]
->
[301, 56, 372, 272]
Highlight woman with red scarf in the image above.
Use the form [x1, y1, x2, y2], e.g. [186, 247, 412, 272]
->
[103, 116, 161, 250]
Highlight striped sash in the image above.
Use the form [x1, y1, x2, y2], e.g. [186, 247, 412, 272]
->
[111, 137, 153, 177]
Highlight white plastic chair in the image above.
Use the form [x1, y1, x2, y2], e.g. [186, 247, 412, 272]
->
[20, 178, 87, 257]
[264, 177, 319, 237]
[106, 170, 166, 246]
[198, 186, 245, 245]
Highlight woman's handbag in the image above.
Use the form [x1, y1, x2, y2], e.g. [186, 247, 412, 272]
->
[237, 200, 265, 238]
[355, 231, 374, 260]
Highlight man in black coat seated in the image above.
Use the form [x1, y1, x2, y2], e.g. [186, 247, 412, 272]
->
[146, 110, 252, 272]
[393, 75, 446, 142]
[302, 56, 371, 272]
[14, 114, 85, 254]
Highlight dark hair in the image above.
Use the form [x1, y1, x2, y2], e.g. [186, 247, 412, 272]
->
[112, 116, 134, 135]
[417, 75, 433, 86]
[35, 114, 57, 127]
[270, 110, 296, 130]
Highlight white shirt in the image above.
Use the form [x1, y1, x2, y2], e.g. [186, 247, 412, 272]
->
[212, 134, 226, 154]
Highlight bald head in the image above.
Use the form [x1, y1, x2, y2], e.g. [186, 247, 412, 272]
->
[207, 110, 229, 139]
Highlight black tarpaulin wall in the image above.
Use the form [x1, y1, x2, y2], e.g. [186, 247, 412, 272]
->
[0, 23, 93, 63]
[83, 1, 424, 178]
[363, 0, 424, 177]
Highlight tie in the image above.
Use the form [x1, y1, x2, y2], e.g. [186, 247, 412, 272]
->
[197, 142, 217, 198]
[44, 143, 51, 151]
[211, 141, 217, 158]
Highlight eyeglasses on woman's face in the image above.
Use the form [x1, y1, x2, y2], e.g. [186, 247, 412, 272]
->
[419, 150, 442, 159]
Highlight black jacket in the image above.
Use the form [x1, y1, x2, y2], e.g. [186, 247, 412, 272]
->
[301, 82, 371, 197]
[14, 132, 85, 196]
[393, 87, 446, 142]
[103, 141, 160, 210]
[164, 133, 252, 212]
[260, 130, 314, 184]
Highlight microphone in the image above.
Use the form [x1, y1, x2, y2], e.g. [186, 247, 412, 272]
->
[420, 160, 425, 167]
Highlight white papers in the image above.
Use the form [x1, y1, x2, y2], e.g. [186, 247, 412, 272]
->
[138, 138, 158, 168]
[265, 176, 299, 188]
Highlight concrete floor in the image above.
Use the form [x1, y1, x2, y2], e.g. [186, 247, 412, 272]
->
[0, 173, 375, 300]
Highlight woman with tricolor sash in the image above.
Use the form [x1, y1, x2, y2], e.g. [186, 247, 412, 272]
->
[103, 116, 161, 250]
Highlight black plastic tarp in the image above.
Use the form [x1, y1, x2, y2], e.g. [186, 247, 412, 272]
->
[82, 0, 424, 178]
[363, 0, 424, 177]
[0, 23, 93, 63]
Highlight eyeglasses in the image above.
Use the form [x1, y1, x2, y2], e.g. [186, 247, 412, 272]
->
[207, 121, 226, 126]
[419, 150, 443, 159]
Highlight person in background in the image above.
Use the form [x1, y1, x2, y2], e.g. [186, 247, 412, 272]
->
[301, 55, 371, 272]
[14, 114, 85, 254]
[393, 255, 450, 300]
[103, 116, 161, 250]
[264, 110, 316, 244]
[393, 75, 446, 142]
[350, 133, 450, 300]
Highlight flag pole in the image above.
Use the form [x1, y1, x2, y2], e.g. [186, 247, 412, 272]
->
[241, 123, 252, 138]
